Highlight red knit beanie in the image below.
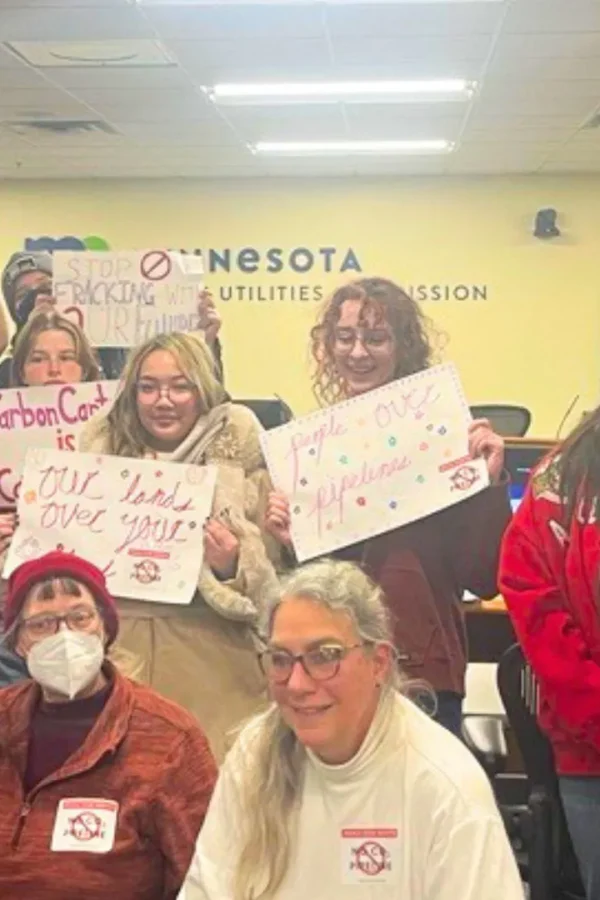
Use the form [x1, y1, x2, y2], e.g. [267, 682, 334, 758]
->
[5, 551, 119, 645]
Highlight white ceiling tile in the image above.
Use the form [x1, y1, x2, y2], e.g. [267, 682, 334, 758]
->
[46, 64, 192, 91]
[494, 32, 600, 59]
[224, 105, 347, 141]
[541, 158, 600, 172]
[0, 6, 150, 41]
[332, 34, 492, 66]
[503, 0, 600, 35]
[143, 5, 323, 41]
[0, 0, 596, 179]
[167, 37, 331, 81]
[324, 3, 504, 38]
[488, 54, 600, 81]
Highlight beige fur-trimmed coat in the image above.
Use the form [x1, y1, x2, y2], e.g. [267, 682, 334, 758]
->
[78, 401, 280, 624]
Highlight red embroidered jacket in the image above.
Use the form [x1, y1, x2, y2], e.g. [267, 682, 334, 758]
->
[499, 455, 600, 774]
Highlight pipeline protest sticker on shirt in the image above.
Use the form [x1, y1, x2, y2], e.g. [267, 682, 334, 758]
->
[53, 249, 204, 348]
[51, 799, 119, 854]
[341, 827, 399, 885]
[260, 362, 489, 562]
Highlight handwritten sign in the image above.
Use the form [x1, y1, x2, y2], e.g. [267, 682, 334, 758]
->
[53, 250, 204, 347]
[260, 363, 489, 561]
[4, 449, 217, 604]
[0, 381, 118, 509]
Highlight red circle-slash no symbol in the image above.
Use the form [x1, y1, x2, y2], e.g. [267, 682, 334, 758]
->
[353, 841, 388, 876]
[450, 465, 480, 492]
[133, 559, 160, 584]
[68, 812, 103, 842]
[140, 250, 172, 281]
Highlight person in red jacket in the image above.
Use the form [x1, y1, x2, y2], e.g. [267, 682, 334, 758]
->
[499, 411, 600, 900]
[266, 277, 511, 736]
[0, 550, 217, 900]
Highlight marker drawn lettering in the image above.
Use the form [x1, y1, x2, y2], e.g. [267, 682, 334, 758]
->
[306, 454, 412, 535]
[38, 466, 103, 502]
[374, 384, 440, 429]
[286, 412, 347, 493]
[115, 513, 187, 554]
[119, 474, 194, 513]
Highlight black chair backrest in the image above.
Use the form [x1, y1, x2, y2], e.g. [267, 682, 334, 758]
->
[498, 644, 585, 898]
[469, 405, 532, 437]
[236, 398, 293, 431]
[497, 643, 557, 790]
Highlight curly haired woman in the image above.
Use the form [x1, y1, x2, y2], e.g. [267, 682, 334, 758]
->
[265, 277, 512, 735]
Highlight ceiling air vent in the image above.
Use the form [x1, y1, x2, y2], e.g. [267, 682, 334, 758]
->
[7, 119, 117, 137]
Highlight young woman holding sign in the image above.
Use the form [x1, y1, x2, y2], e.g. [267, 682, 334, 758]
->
[77, 331, 279, 762]
[265, 277, 511, 736]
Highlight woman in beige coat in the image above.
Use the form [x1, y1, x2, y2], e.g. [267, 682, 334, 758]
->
[78, 331, 278, 761]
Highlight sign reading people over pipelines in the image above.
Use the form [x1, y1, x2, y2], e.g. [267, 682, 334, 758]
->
[52, 250, 204, 347]
[260, 363, 489, 562]
[4, 450, 217, 605]
[0, 381, 118, 508]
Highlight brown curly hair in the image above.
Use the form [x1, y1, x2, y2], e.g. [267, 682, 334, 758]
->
[310, 277, 437, 406]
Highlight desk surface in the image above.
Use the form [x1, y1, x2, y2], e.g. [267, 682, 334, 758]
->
[464, 596, 507, 614]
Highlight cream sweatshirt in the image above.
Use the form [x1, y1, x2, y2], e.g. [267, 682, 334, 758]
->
[179, 692, 524, 900]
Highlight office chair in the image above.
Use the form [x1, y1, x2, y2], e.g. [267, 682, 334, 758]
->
[469, 405, 532, 437]
[497, 644, 585, 900]
[235, 398, 293, 431]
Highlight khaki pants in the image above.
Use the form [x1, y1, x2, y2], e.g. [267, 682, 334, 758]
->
[109, 599, 268, 763]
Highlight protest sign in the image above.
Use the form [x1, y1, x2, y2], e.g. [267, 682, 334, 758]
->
[5, 449, 217, 604]
[0, 381, 117, 508]
[53, 250, 204, 347]
[260, 363, 489, 561]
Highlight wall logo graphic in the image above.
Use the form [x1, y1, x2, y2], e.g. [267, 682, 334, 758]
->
[24, 236, 488, 302]
[25, 234, 111, 252]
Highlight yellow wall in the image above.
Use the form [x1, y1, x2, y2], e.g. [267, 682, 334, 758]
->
[1, 174, 598, 436]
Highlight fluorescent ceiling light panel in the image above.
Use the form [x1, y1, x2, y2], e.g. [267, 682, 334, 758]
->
[207, 80, 475, 107]
[252, 139, 453, 156]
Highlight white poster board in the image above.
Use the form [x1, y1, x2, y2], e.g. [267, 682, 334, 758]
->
[0, 381, 118, 509]
[53, 250, 204, 347]
[4, 449, 217, 605]
[260, 363, 489, 562]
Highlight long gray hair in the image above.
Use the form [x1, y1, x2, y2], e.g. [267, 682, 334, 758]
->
[231, 558, 401, 900]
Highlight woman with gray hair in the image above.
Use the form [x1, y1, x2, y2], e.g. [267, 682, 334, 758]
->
[179, 559, 523, 900]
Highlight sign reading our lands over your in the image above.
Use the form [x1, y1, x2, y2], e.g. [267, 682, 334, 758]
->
[53, 250, 204, 347]
[0, 381, 118, 508]
[5, 450, 217, 605]
[260, 363, 489, 562]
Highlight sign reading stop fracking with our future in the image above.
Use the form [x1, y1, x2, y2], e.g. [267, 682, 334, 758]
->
[53, 250, 205, 347]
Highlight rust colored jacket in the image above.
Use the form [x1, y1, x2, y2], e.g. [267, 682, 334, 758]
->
[0, 664, 217, 900]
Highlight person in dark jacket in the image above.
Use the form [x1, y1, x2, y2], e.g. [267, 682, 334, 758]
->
[265, 277, 511, 736]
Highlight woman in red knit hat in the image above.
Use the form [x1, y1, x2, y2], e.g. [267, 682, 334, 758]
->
[0, 550, 217, 900]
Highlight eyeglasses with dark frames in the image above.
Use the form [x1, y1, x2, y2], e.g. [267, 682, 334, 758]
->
[258, 642, 365, 684]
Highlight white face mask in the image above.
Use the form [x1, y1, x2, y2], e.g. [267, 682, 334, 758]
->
[27, 630, 104, 700]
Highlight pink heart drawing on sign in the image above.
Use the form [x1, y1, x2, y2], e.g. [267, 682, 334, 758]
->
[419, 442, 429, 451]
[415, 411, 424, 420]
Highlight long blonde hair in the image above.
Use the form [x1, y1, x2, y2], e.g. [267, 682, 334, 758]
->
[11, 307, 100, 386]
[104, 331, 225, 456]
[232, 559, 402, 900]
